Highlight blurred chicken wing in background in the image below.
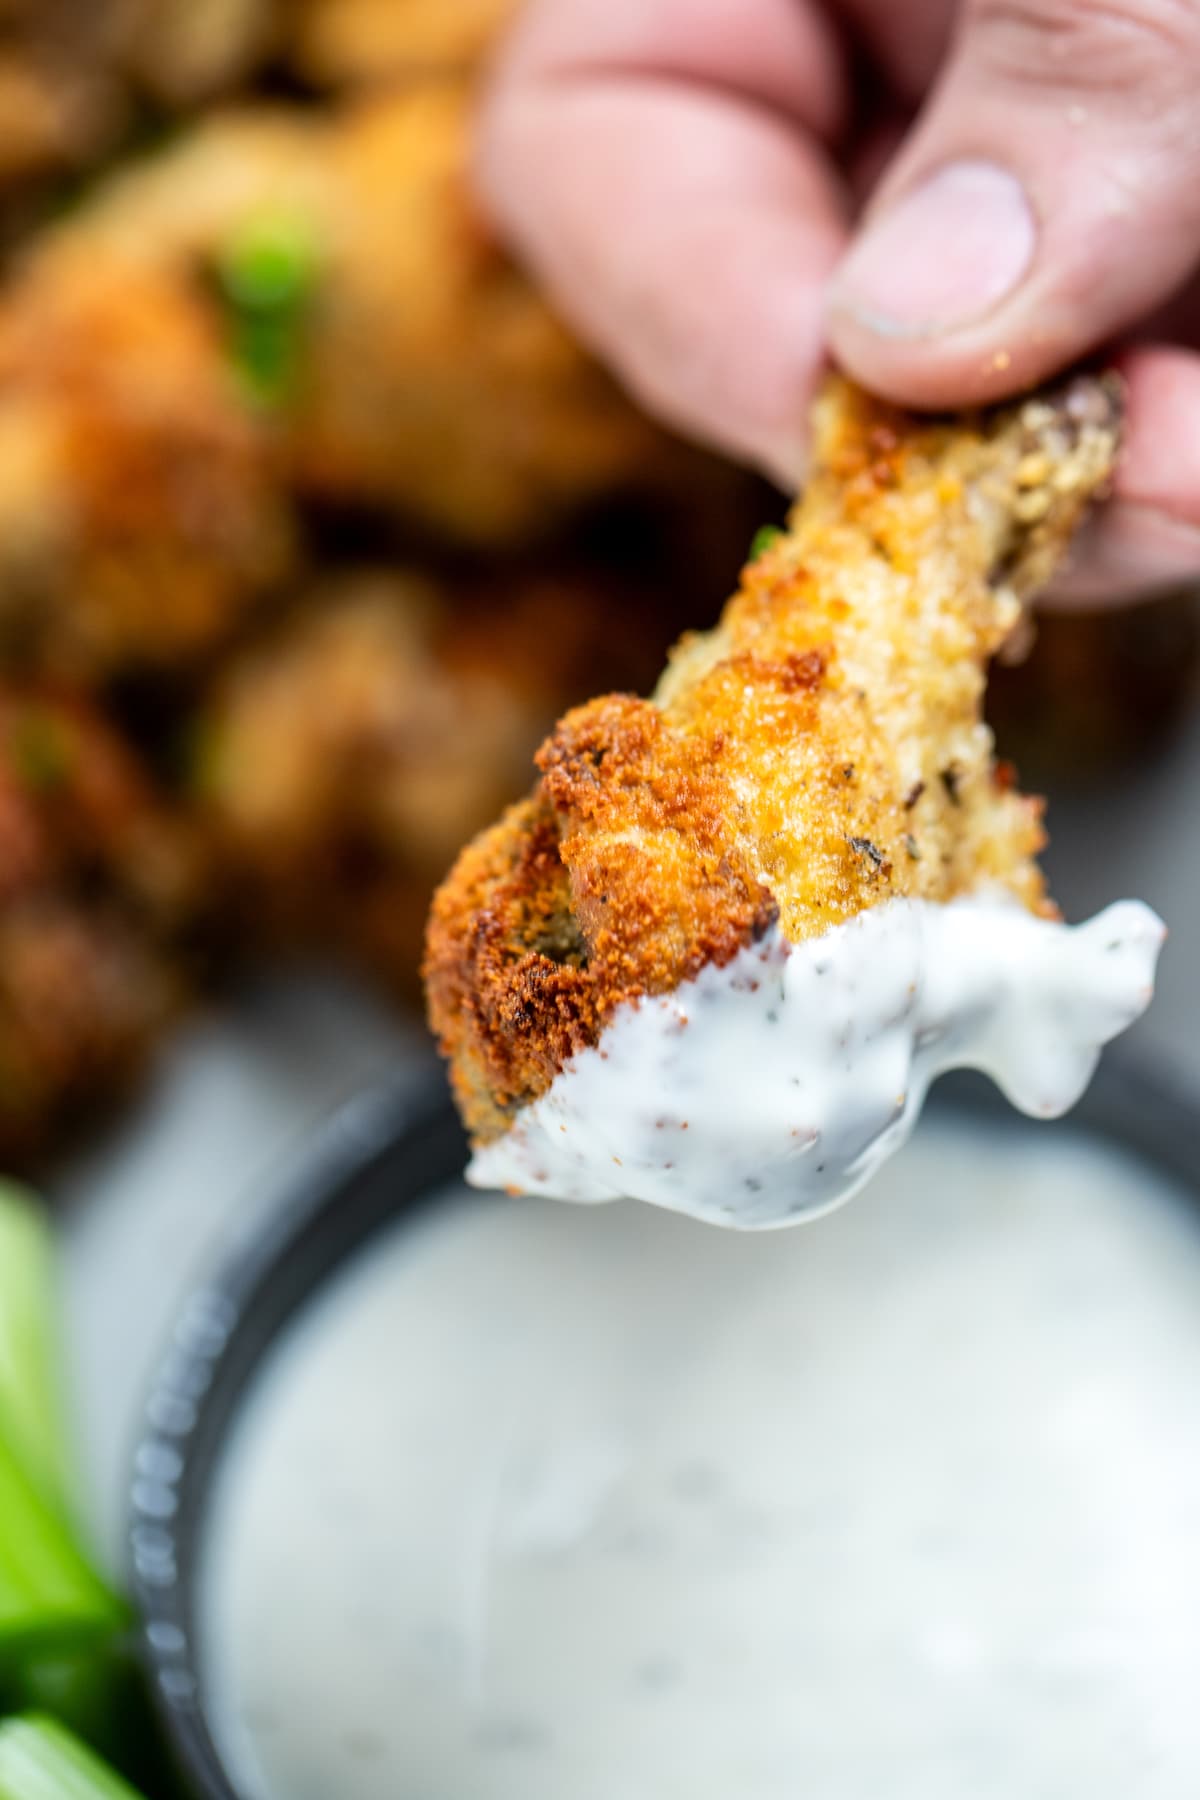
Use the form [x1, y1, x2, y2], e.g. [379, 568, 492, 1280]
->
[191, 561, 696, 991]
[0, 688, 202, 1163]
[0, 0, 1188, 1169]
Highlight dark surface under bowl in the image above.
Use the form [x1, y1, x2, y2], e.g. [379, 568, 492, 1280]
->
[130, 1053, 1200, 1800]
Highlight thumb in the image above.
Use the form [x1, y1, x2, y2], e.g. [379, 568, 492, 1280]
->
[828, 0, 1200, 407]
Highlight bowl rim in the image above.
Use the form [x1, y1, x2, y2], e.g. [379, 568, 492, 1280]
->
[129, 1050, 1200, 1800]
[130, 1060, 465, 1800]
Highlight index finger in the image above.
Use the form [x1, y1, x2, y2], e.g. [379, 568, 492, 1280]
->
[476, 0, 853, 485]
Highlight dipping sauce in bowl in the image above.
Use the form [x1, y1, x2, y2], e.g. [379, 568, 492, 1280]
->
[190, 1097, 1200, 1800]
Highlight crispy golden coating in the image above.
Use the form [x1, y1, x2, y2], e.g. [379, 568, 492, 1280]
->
[288, 0, 519, 88]
[193, 564, 677, 990]
[427, 374, 1123, 1143]
[0, 257, 292, 681]
[0, 688, 200, 1164]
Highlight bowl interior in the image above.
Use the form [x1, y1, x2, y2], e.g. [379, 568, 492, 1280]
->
[130, 1055, 1200, 1800]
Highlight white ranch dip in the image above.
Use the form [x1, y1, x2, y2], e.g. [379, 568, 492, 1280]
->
[202, 1115, 1200, 1800]
[471, 896, 1165, 1226]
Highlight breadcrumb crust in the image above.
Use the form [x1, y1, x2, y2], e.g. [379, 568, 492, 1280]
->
[426, 374, 1123, 1142]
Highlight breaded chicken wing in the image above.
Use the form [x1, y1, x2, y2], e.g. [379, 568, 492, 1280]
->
[26, 83, 674, 552]
[289, 84, 668, 541]
[426, 373, 1123, 1146]
[0, 688, 201, 1164]
[192, 562, 683, 991]
[0, 79, 739, 684]
[0, 258, 292, 681]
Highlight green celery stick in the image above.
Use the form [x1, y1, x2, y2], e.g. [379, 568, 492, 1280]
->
[0, 1714, 147, 1800]
[0, 1182, 70, 1511]
[0, 1648, 181, 1796]
[0, 1429, 128, 1658]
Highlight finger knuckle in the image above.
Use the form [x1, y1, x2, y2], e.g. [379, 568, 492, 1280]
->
[969, 0, 1200, 97]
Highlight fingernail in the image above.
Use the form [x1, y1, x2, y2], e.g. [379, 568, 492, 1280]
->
[832, 161, 1035, 338]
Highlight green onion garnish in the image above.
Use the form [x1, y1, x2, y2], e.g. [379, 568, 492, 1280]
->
[220, 210, 318, 311]
[216, 209, 320, 408]
[749, 524, 783, 560]
[0, 1715, 147, 1800]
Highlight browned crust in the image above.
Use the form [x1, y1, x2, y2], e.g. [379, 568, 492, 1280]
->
[429, 764, 780, 1130]
[426, 374, 1122, 1144]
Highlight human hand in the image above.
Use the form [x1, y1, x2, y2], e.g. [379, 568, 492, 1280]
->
[478, 0, 1200, 600]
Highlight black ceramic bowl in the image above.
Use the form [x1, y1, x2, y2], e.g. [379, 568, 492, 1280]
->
[130, 1053, 1200, 1800]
